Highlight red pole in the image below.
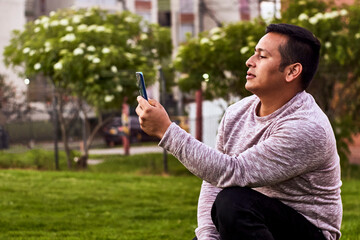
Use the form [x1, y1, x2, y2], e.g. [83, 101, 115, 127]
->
[196, 89, 203, 141]
[122, 97, 130, 155]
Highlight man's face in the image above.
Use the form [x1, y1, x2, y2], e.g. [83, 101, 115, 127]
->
[245, 32, 288, 96]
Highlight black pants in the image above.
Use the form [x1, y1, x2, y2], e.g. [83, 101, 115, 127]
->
[193, 187, 326, 240]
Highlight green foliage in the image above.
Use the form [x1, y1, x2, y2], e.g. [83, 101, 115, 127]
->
[3, 7, 172, 108]
[174, 20, 266, 100]
[174, 0, 360, 163]
[0, 149, 71, 170]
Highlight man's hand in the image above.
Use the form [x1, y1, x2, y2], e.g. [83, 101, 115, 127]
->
[136, 96, 172, 139]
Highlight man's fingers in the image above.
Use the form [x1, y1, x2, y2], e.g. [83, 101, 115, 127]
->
[137, 96, 151, 108]
[148, 98, 157, 106]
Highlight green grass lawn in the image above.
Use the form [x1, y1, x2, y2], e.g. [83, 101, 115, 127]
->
[0, 152, 359, 239]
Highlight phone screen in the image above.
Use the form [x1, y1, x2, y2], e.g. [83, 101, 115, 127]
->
[136, 72, 148, 100]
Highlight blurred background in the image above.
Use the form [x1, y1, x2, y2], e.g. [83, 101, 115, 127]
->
[0, 0, 359, 168]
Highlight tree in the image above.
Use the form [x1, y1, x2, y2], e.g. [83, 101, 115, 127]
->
[174, 20, 266, 101]
[173, 0, 360, 167]
[3, 7, 172, 168]
[0, 73, 30, 122]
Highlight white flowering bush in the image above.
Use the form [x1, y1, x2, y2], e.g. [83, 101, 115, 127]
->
[3, 7, 171, 168]
[173, 20, 266, 99]
[174, 0, 360, 164]
[279, 0, 360, 165]
[3, 7, 171, 109]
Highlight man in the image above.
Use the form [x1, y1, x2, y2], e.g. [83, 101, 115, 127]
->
[136, 24, 342, 240]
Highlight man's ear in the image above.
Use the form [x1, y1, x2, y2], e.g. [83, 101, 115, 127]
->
[285, 63, 302, 83]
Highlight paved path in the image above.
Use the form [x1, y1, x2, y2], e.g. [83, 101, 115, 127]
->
[89, 145, 164, 155]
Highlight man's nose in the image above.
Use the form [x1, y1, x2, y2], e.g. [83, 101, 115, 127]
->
[245, 55, 255, 68]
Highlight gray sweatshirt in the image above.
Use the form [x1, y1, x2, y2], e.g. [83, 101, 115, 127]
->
[159, 91, 342, 240]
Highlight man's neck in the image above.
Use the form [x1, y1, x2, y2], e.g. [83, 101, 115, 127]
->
[257, 90, 302, 117]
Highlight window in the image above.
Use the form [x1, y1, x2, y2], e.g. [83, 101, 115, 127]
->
[179, 23, 194, 43]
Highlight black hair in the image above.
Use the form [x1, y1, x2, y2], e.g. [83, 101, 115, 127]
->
[266, 23, 321, 89]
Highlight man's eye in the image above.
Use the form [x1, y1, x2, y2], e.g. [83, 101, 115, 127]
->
[260, 55, 266, 59]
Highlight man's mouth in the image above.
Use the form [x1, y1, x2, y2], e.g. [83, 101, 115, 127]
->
[246, 72, 256, 80]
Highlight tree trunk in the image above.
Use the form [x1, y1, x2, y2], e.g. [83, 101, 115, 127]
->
[57, 94, 72, 169]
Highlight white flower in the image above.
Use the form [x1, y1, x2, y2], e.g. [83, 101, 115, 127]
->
[77, 24, 88, 32]
[111, 66, 118, 73]
[240, 46, 249, 54]
[309, 17, 319, 25]
[298, 13, 309, 21]
[151, 48, 158, 55]
[40, 16, 49, 24]
[34, 27, 41, 33]
[60, 33, 76, 42]
[86, 55, 95, 61]
[23, 47, 30, 54]
[72, 15, 82, 24]
[124, 52, 135, 60]
[124, 16, 135, 23]
[87, 46, 96, 52]
[73, 48, 84, 55]
[340, 9, 348, 16]
[355, 33, 360, 39]
[34, 19, 41, 25]
[44, 41, 52, 52]
[43, 22, 49, 29]
[54, 61, 63, 70]
[211, 34, 221, 41]
[104, 95, 114, 102]
[95, 26, 106, 32]
[92, 57, 101, 64]
[60, 19, 69, 26]
[88, 25, 97, 31]
[85, 11, 93, 17]
[34, 63, 41, 70]
[324, 11, 339, 19]
[325, 42, 332, 48]
[29, 50, 36, 56]
[116, 85, 123, 92]
[200, 38, 210, 45]
[140, 33, 148, 40]
[49, 11, 56, 17]
[210, 27, 221, 36]
[78, 43, 86, 48]
[127, 39, 136, 48]
[50, 20, 59, 27]
[102, 47, 110, 54]
[314, 12, 324, 19]
[66, 26, 73, 32]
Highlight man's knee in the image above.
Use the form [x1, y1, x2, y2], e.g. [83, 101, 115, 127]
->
[212, 187, 256, 227]
[214, 187, 256, 212]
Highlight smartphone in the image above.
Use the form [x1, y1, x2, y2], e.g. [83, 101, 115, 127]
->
[136, 72, 148, 100]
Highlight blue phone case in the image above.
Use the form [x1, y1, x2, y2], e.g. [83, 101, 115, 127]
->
[136, 72, 148, 100]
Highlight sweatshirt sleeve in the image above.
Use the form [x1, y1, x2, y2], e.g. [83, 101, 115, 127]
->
[194, 113, 227, 240]
[159, 120, 327, 188]
[195, 181, 221, 240]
